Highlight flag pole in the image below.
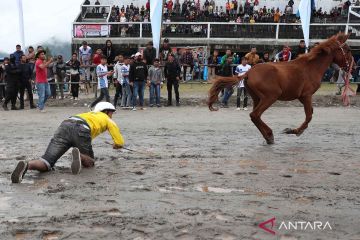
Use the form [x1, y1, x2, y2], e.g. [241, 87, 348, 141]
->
[17, 0, 26, 48]
[158, 0, 165, 58]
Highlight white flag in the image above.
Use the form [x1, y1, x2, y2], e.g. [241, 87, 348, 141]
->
[299, 0, 311, 49]
[17, 0, 25, 48]
[150, 0, 163, 57]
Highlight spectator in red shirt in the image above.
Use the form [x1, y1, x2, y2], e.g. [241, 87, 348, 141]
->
[35, 50, 53, 112]
[167, 0, 174, 14]
[92, 49, 103, 66]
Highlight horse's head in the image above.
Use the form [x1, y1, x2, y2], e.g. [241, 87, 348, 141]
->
[332, 33, 353, 72]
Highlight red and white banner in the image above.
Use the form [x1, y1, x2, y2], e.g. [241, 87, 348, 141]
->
[74, 25, 109, 38]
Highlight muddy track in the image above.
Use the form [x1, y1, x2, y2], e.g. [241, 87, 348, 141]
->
[0, 106, 359, 239]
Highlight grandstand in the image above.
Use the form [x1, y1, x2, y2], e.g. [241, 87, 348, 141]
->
[72, 0, 360, 55]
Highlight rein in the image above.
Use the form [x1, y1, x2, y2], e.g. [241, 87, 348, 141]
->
[337, 41, 356, 106]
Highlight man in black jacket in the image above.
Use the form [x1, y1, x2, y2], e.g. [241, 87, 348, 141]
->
[164, 54, 181, 106]
[143, 41, 156, 65]
[2, 55, 21, 111]
[129, 52, 148, 110]
[221, 56, 234, 108]
[19, 55, 36, 109]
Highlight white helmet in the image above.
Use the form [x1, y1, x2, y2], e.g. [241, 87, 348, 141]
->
[93, 102, 116, 112]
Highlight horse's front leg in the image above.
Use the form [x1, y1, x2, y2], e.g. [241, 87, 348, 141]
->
[283, 96, 313, 136]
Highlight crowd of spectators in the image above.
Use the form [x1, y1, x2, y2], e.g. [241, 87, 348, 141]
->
[104, 0, 355, 24]
[1, 38, 360, 112]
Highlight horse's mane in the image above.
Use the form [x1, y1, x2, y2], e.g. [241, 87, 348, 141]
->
[299, 33, 347, 61]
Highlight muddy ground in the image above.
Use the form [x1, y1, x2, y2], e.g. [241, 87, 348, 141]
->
[0, 106, 359, 240]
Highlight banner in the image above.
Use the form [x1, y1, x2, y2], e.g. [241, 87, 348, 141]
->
[74, 25, 109, 38]
[150, 0, 163, 57]
[17, 0, 25, 47]
[299, 0, 315, 50]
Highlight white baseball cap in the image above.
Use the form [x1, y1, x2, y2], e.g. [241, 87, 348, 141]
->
[135, 52, 142, 57]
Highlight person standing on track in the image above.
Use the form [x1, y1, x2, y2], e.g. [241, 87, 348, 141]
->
[129, 52, 148, 111]
[18, 55, 36, 109]
[113, 55, 124, 107]
[90, 56, 113, 109]
[164, 54, 181, 106]
[235, 57, 251, 110]
[35, 50, 53, 112]
[11, 102, 124, 183]
[67, 53, 81, 100]
[2, 55, 21, 111]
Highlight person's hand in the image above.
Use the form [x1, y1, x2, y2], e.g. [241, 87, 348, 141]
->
[48, 57, 53, 62]
[129, 82, 133, 86]
[113, 144, 123, 149]
[176, 77, 180, 81]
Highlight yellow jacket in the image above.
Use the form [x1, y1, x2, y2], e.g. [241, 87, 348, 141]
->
[76, 112, 124, 146]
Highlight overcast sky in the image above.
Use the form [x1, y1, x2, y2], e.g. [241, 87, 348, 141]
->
[0, 0, 83, 53]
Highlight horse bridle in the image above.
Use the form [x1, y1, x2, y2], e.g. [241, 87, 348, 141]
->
[337, 41, 353, 74]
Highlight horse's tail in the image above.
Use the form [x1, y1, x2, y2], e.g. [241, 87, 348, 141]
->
[207, 75, 246, 111]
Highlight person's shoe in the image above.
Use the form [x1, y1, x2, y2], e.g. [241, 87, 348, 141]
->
[166, 102, 172, 107]
[140, 107, 146, 110]
[132, 107, 137, 111]
[40, 109, 47, 113]
[243, 107, 248, 111]
[156, 104, 161, 108]
[2, 103, 9, 111]
[149, 104, 154, 108]
[236, 107, 241, 111]
[176, 102, 180, 107]
[11, 106, 19, 110]
[30, 104, 37, 109]
[20, 105, 25, 110]
[71, 147, 81, 175]
[11, 161, 28, 183]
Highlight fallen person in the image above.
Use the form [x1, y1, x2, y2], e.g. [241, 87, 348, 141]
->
[11, 102, 124, 183]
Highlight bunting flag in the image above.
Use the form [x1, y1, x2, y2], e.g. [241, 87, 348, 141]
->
[150, 0, 163, 57]
[17, 0, 25, 47]
[298, 0, 312, 50]
[342, 59, 356, 106]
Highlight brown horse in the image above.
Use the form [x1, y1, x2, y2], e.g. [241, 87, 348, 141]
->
[208, 33, 353, 144]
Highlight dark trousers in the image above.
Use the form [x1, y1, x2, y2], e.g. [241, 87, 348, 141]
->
[183, 65, 193, 81]
[91, 88, 110, 108]
[0, 84, 5, 100]
[19, 80, 34, 107]
[114, 83, 122, 106]
[4, 84, 18, 107]
[71, 74, 80, 98]
[237, 87, 248, 108]
[167, 79, 179, 104]
[49, 80, 56, 98]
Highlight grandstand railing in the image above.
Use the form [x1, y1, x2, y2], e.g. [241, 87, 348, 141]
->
[72, 22, 360, 40]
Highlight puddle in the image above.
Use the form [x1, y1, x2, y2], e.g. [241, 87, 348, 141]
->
[195, 186, 244, 193]
[289, 168, 318, 174]
[0, 196, 12, 211]
[158, 186, 185, 193]
[215, 214, 230, 221]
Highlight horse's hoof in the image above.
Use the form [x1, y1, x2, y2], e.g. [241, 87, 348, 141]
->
[266, 135, 275, 145]
[282, 128, 294, 134]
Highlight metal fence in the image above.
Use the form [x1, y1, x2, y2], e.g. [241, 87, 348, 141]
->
[73, 22, 360, 40]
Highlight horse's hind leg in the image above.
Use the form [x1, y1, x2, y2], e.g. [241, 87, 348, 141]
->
[284, 96, 313, 136]
[250, 98, 277, 144]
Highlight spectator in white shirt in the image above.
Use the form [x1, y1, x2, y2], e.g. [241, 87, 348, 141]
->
[235, 57, 251, 110]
